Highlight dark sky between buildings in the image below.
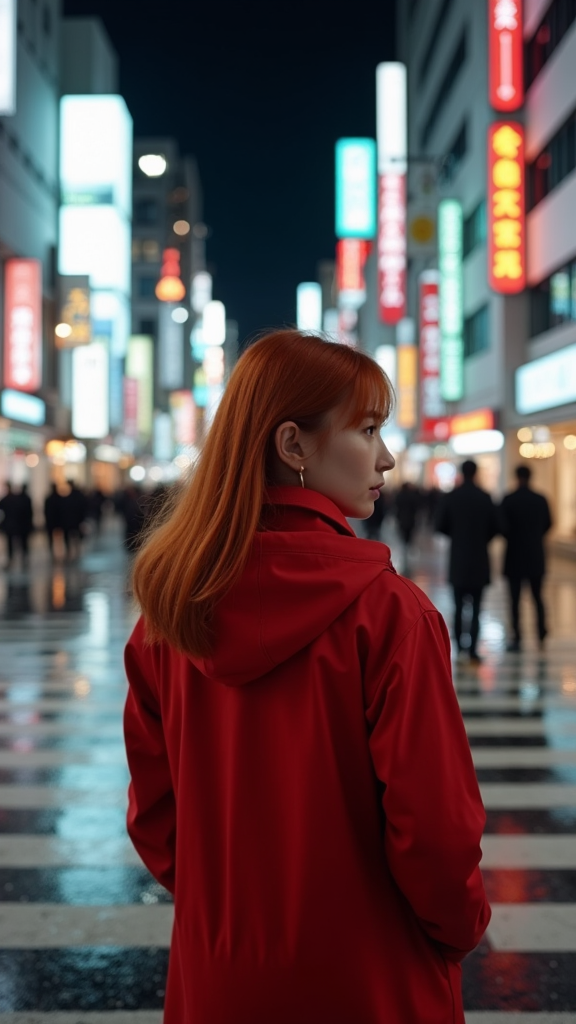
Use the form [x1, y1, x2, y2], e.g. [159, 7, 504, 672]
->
[63, 0, 396, 343]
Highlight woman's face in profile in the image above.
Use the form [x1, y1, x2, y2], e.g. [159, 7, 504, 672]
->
[275, 404, 395, 520]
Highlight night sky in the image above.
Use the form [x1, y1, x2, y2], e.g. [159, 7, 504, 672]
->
[62, 0, 396, 344]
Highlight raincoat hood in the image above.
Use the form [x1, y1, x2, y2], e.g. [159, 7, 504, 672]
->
[191, 486, 395, 685]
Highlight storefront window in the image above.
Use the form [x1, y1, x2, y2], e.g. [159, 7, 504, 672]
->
[551, 270, 571, 321]
[530, 259, 576, 335]
[525, 0, 576, 89]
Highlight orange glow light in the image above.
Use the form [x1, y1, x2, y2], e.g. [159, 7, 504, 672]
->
[487, 122, 525, 294]
[451, 409, 495, 435]
[156, 248, 186, 302]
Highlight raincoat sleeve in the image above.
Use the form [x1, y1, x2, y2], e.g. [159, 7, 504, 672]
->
[365, 608, 491, 961]
[124, 620, 176, 894]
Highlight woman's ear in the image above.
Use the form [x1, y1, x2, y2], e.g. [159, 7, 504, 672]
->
[274, 422, 305, 469]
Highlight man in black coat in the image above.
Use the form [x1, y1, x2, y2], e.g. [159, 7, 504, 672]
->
[16, 484, 34, 563]
[500, 465, 552, 651]
[0, 483, 19, 567]
[436, 460, 500, 664]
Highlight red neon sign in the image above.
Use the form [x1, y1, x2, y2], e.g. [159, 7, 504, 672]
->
[336, 239, 370, 297]
[123, 377, 139, 438]
[487, 122, 526, 294]
[3, 258, 42, 393]
[488, 0, 524, 112]
[156, 248, 185, 302]
[419, 272, 448, 441]
[377, 173, 406, 324]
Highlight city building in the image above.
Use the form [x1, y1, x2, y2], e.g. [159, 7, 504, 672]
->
[0, 0, 61, 506]
[396, 0, 576, 550]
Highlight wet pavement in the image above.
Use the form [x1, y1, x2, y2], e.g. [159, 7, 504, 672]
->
[0, 517, 575, 1023]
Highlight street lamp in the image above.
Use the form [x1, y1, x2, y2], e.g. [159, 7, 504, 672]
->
[138, 154, 167, 177]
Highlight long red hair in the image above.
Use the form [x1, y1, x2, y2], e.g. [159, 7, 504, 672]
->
[132, 330, 394, 656]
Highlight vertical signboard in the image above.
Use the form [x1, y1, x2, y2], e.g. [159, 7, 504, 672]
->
[57, 276, 91, 348]
[397, 345, 418, 429]
[170, 390, 197, 446]
[336, 239, 370, 309]
[126, 336, 153, 440]
[123, 377, 139, 438]
[419, 272, 446, 438]
[335, 139, 377, 239]
[488, 0, 523, 112]
[376, 63, 407, 324]
[72, 343, 109, 439]
[296, 283, 322, 331]
[0, 0, 17, 116]
[438, 199, 464, 401]
[487, 122, 525, 294]
[158, 303, 184, 389]
[3, 259, 43, 393]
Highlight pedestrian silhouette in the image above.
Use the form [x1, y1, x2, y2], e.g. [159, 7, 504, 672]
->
[500, 464, 552, 651]
[436, 460, 500, 664]
[0, 483, 19, 567]
[61, 480, 87, 559]
[16, 484, 34, 564]
[44, 483, 64, 557]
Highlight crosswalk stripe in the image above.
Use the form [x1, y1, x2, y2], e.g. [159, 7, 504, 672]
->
[0, 786, 127, 808]
[488, 903, 576, 951]
[0, 835, 140, 868]
[481, 835, 576, 868]
[472, 748, 576, 766]
[0, 903, 173, 947]
[480, 783, 576, 807]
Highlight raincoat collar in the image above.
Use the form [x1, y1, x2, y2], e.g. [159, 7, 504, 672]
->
[263, 485, 357, 539]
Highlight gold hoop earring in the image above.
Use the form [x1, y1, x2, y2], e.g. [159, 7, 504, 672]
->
[299, 466, 305, 488]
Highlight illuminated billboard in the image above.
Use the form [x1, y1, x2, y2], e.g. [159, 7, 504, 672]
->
[0, 0, 16, 115]
[336, 239, 370, 309]
[516, 345, 576, 414]
[335, 139, 377, 240]
[72, 343, 109, 439]
[203, 300, 226, 346]
[57, 276, 91, 348]
[126, 336, 153, 439]
[296, 283, 322, 331]
[438, 199, 464, 401]
[488, 0, 523, 112]
[59, 205, 131, 294]
[376, 63, 407, 324]
[3, 259, 42, 393]
[397, 345, 418, 430]
[158, 302, 184, 390]
[419, 271, 447, 439]
[60, 96, 132, 213]
[170, 390, 197, 446]
[487, 122, 525, 294]
[1, 389, 45, 426]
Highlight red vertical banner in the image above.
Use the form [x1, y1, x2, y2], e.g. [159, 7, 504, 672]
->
[123, 376, 139, 438]
[488, 0, 524, 112]
[3, 258, 42, 392]
[419, 271, 449, 441]
[336, 239, 370, 305]
[487, 122, 526, 294]
[377, 173, 406, 324]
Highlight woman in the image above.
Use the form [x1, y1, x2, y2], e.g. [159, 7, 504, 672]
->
[124, 330, 490, 1024]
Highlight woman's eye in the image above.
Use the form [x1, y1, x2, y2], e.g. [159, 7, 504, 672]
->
[366, 426, 376, 436]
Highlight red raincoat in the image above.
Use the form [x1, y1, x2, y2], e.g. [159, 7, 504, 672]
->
[124, 487, 490, 1023]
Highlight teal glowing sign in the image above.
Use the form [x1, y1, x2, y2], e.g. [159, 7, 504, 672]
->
[438, 199, 464, 401]
[335, 138, 377, 240]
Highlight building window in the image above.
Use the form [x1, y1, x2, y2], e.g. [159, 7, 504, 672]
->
[137, 276, 157, 299]
[526, 0, 576, 89]
[139, 318, 157, 337]
[441, 119, 468, 184]
[528, 109, 576, 209]
[420, 29, 467, 149]
[463, 200, 487, 258]
[530, 259, 576, 335]
[418, 0, 456, 85]
[132, 238, 160, 263]
[464, 305, 489, 358]
[134, 197, 159, 226]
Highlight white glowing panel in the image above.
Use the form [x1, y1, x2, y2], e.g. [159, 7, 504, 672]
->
[72, 343, 109, 439]
[60, 95, 133, 214]
[91, 290, 130, 358]
[203, 300, 226, 346]
[59, 206, 131, 293]
[451, 430, 505, 455]
[191, 272, 213, 313]
[0, 0, 16, 115]
[376, 63, 407, 174]
[374, 345, 397, 388]
[297, 283, 322, 331]
[158, 302, 184, 390]
[516, 344, 576, 414]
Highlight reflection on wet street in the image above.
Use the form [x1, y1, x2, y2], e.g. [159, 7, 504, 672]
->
[0, 518, 575, 1022]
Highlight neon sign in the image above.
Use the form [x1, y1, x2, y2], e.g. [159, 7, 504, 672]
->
[488, 122, 525, 294]
[376, 63, 407, 324]
[488, 0, 523, 112]
[438, 199, 464, 401]
[3, 259, 42, 393]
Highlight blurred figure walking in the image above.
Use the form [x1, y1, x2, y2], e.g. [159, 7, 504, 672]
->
[365, 488, 388, 541]
[395, 482, 420, 573]
[44, 483, 64, 557]
[119, 485, 147, 552]
[500, 465, 552, 652]
[16, 484, 34, 564]
[436, 461, 500, 664]
[61, 481, 87, 559]
[0, 483, 19, 567]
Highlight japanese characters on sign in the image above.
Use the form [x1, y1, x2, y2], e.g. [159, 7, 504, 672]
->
[488, 0, 524, 112]
[488, 122, 526, 294]
[3, 259, 43, 393]
[378, 173, 407, 323]
[419, 271, 448, 439]
[438, 199, 464, 402]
